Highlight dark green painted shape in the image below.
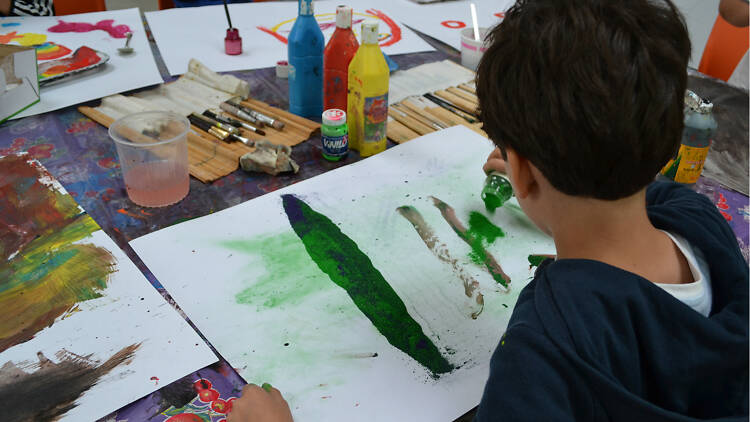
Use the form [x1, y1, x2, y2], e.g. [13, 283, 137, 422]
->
[282, 194, 454, 376]
[528, 254, 547, 268]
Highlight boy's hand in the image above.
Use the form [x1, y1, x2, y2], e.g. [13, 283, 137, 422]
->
[227, 383, 293, 422]
[483, 148, 507, 175]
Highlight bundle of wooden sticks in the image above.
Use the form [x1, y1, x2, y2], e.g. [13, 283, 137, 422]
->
[387, 83, 486, 143]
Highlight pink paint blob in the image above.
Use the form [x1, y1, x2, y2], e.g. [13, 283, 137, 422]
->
[48, 19, 132, 39]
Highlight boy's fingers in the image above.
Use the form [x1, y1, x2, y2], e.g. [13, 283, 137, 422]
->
[483, 158, 506, 175]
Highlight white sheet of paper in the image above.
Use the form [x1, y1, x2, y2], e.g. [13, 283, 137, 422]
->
[0, 9, 163, 119]
[0, 156, 216, 422]
[395, 0, 514, 51]
[131, 126, 556, 421]
[145, 0, 435, 76]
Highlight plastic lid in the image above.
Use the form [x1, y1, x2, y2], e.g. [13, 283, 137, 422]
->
[322, 108, 347, 126]
[336, 5, 353, 28]
[361, 20, 380, 45]
[684, 89, 713, 114]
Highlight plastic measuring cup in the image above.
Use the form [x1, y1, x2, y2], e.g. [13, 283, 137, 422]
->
[109, 111, 190, 207]
[460, 27, 490, 71]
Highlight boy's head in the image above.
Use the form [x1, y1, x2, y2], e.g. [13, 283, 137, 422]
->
[476, 0, 691, 201]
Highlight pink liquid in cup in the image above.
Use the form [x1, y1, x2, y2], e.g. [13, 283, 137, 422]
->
[124, 161, 189, 208]
[109, 111, 190, 208]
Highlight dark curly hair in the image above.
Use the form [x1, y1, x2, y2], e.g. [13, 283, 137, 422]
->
[476, 0, 691, 200]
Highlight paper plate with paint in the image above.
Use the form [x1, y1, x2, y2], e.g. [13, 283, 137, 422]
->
[38, 46, 109, 86]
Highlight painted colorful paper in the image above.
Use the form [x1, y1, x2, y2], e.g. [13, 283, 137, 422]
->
[144, 0, 434, 75]
[38, 46, 107, 83]
[395, 0, 514, 51]
[0, 155, 216, 422]
[0, 8, 162, 119]
[131, 126, 556, 421]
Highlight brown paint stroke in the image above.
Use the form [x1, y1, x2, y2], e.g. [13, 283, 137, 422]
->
[430, 196, 511, 288]
[0, 343, 140, 422]
[397, 206, 484, 319]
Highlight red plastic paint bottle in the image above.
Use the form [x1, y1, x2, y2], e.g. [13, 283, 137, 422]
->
[323, 5, 359, 111]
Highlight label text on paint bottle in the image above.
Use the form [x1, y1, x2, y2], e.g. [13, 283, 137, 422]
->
[363, 93, 388, 144]
[322, 133, 349, 157]
[661, 144, 711, 184]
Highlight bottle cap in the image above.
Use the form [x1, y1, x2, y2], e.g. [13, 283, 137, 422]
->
[300, 0, 314, 16]
[361, 20, 380, 45]
[336, 5, 353, 29]
[322, 108, 347, 126]
[684, 90, 714, 114]
[276, 60, 289, 78]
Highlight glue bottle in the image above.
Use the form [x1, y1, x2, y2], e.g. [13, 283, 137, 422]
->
[659, 90, 717, 185]
[323, 5, 359, 112]
[347, 20, 389, 157]
[288, 0, 324, 118]
[482, 172, 513, 212]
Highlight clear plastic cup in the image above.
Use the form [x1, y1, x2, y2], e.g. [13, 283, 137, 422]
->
[460, 27, 490, 71]
[109, 111, 190, 207]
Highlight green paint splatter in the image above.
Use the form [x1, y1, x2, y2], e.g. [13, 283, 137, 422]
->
[282, 194, 454, 376]
[528, 254, 547, 268]
[466, 211, 505, 268]
[220, 232, 334, 310]
[431, 197, 510, 287]
[661, 153, 682, 180]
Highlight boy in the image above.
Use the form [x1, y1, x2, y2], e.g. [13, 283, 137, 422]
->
[228, 0, 749, 420]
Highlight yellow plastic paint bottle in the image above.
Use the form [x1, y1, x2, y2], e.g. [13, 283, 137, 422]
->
[347, 20, 389, 157]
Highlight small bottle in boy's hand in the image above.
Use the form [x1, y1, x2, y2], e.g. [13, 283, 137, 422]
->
[481, 172, 513, 212]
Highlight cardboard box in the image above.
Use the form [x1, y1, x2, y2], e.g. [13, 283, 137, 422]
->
[0, 44, 39, 123]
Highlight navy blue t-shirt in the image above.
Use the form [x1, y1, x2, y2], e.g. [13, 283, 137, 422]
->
[475, 182, 748, 421]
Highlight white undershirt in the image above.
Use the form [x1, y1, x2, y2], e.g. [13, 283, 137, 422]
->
[655, 231, 713, 317]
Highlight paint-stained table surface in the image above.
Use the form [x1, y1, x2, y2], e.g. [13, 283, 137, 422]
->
[0, 25, 748, 422]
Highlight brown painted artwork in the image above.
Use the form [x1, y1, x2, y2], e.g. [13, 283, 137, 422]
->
[0, 344, 140, 421]
[0, 155, 117, 353]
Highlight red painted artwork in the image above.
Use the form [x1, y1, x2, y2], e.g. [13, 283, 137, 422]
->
[258, 9, 402, 48]
[38, 46, 102, 78]
[48, 19, 132, 39]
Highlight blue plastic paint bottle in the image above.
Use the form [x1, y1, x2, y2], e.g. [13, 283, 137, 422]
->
[288, 0, 324, 118]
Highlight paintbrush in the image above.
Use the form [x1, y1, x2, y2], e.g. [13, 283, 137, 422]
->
[223, 0, 233, 29]
[189, 115, 253, 146]
[189, 114, 232, 140]
[220, 102, 265, 127]
[190, 113, 239, 135]
[227, 99, 285, 130]
[392, 103, 447, 130]
[203, 110, 266, 136]
[423, 93, 477, 123]
[223, 0, 242, 55]
[206, 109, 266, 136]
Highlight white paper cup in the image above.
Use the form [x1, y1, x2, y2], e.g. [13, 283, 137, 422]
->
[460, 27, 490, 71]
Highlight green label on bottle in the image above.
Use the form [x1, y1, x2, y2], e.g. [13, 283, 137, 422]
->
[363, 93, 388, 144]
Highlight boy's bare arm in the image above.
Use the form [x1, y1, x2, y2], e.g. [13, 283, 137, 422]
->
[719, 0, 749, 27]
[0, 0, 12, 15]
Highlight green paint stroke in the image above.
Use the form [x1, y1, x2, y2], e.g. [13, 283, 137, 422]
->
[466, 211, 505, 264]
[220, 232, 333, 309]
[528, 255, 546, 268]
[431, 197, 511, 287]
[282, 194, 454, 376]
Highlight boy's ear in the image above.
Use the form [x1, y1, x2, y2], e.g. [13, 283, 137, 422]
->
[506, 148, 536, 199]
